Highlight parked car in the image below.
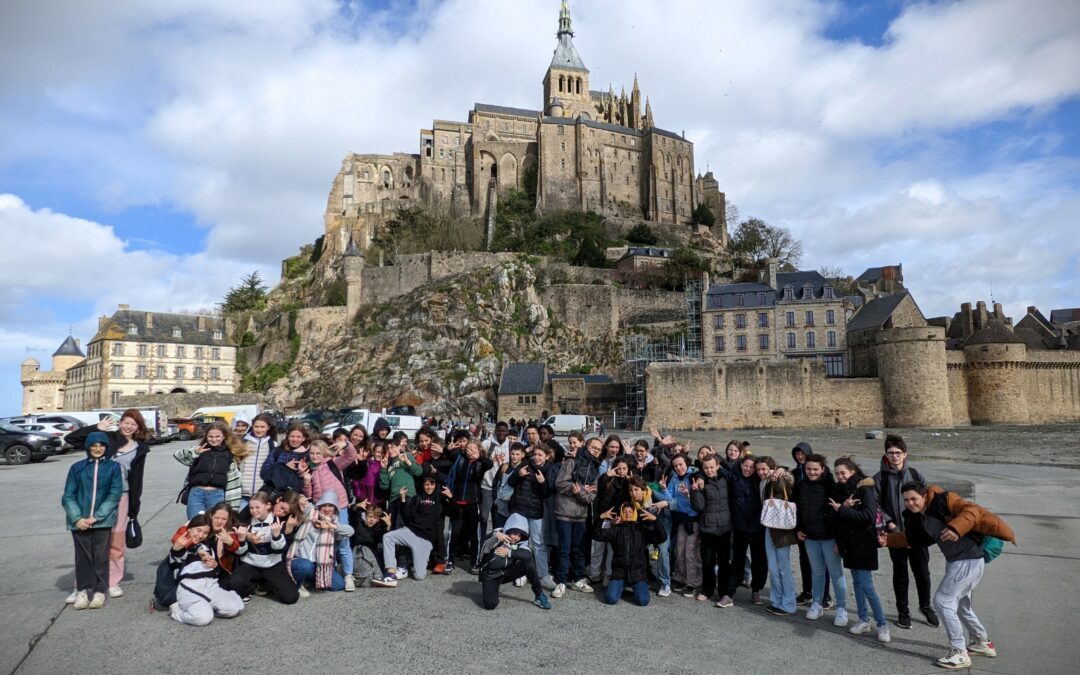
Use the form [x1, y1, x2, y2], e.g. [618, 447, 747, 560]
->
[1, 421, 64, 464]
[289, 410, 338, 435]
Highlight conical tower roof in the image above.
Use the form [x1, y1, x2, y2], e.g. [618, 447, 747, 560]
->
[52, 335, 84, 357]
[550, 1, 587, 71]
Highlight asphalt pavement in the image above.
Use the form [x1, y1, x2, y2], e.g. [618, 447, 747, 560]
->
[1, 441, 1077, 674]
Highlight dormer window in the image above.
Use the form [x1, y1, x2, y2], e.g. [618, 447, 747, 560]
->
[757, 292, 767, 305]
[803, 284, 814, 300]
[783, 287, 794, 301]
[128, 324, 138, 335]
[735, 294, 745, 307]
[213, 330, 223, 340]
[172, 328, 182, 338]
[823, 285, 835, 299]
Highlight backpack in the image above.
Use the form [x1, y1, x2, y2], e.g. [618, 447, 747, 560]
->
[980, 535, 1005, 564]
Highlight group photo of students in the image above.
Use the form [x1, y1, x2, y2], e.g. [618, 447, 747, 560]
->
[62, 409, 1015, 670]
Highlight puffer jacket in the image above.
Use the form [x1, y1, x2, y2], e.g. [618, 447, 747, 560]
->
[833, 476, 881, 570]
[689, 472, 733, 536]
[592, 518, 667, 583]
[793, 475, 837, 540]
[730, 470, 762, 533]
[62, 452, 124, 530]
[507, 460, 555, 520]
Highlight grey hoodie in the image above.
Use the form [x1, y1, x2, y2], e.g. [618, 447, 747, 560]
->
[291, 490, 354, 562]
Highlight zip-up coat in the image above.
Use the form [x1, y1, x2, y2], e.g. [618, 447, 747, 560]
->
[66, 425, 149, 519]
[554, 453, 599, 522]
[592, 518, 667, 583]
[446, 454, 493, 504]
[174, 444, 242, 507]
[379, 454, 423, 498]
[662, 468, 700, 517]
[886, 485, 1017, 561]
[833, 476, 881, 570]
[793, 475, 837, 540]
[303, 443, 357, 510]
[240, 433, 277, 497]
[874, 458, 924, 531]
[689, 471, 734, 536]
[730, 470, 762, 533]
[507, 461, 555, 519]
[62, 452, 124, 530]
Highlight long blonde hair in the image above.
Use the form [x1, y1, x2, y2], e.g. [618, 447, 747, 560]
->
[206, 421, 249, 461]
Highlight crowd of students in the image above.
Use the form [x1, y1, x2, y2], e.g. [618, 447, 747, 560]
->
[61, 410, 1016, 670]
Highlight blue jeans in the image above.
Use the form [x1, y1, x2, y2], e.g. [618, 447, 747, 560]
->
[851, 568, 886, 626]
[337, 509, 353, 575]
[186, 487, 225, 519]
[656, 510, 671, 587]
[764, 533, 796, 613]
[605, 578, 650, 606]
[527, 517, 549, 579]
[555, 520, 587, 584]
[290, 558, 345, 591]
[804, 538, 847, 611]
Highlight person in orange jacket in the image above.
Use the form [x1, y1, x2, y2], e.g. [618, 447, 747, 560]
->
[880, 482, 1016, 670]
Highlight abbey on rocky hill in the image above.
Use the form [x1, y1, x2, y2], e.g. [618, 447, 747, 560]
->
[321, 0, 726, 260]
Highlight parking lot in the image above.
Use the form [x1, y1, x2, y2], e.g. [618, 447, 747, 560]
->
[1, 435, 1077, 674]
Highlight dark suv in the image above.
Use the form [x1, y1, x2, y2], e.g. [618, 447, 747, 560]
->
[1, 421, 64, 464]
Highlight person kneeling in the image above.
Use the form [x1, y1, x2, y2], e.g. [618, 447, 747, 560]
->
[172, 544, 244, 626]
[373, 477, 446, 587]
[476, 514, 550, 610]
[594, 502, 667, 606]
[288, 490, 354, 596]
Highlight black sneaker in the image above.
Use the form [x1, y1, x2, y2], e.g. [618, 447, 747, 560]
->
[920, 606, 941, 627]
[242, 595, 252, 604]
[796, 591, 813, 606]
[897, 612, 912, 629]
[823, 598, 835, 610]
[765, 604, 791, 616]
[468, 565, 481, 575]
[445, 561, 455, 574]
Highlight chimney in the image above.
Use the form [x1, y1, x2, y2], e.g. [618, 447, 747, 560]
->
[765, 258, 779, 290]
[961, 302, 973, 338]
[118, 304, 129, 310]
[993, 302, 1003, 320]
[1027, 306, 1037, 316]
[197, 316, 208, 331]
[145, 312, 154, 330]
[98, 316, 109, 332]
[975, 301, 988, 330]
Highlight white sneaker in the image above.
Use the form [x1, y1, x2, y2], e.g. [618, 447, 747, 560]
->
[514, 576, 527, 587]
[297, 586, 311, 598]
[658, 585, 671, 597]
[88, 592, 106, 609]
[936, 649, 972, 669]
[877, 625, 891, 643]
[392, 568, 408, 581]
[805, 603, 823, 620]
[169, 604, 182, 623]
[551, 583, 566, 598]
[344, 576, 355, 592]
[968, 640, 996, 657]
[107, 586, 123, 598]
[833, 607, 849, 627]
[849, 620, 872, 635]
[72, 591, 89, 610]
[572, 579, 594, 593]
[65, 591, 78, 604]
[370, 576, 397, 588]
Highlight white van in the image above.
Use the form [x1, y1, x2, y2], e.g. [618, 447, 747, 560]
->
[543, 414, 594, 436]
[322, 409, 424, 438]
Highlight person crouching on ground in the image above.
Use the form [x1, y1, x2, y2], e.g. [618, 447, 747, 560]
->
[351, 501, 391, 587]
[476, 513, 550, 610]
[372, 476, 447, 587]
[62, 431, 123, 610]
[594, 501, 666, 606]
[880, 482, 1016, 670]
[222, 492, 298, 605]
[288, 490, 354, 596]
[171, 544, 244, 626]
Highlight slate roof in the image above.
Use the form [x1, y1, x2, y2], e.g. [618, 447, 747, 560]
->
[846, 292, 909, 333]
[474, 103, 542, 119]
[93, 309, 232, 346]
[549, 373, 614, 385]
[964, 320, 1025, 345]
[619, 247, 672, 262]
[776, 271, 834, 300]
[53, 335, 85, 358]
[499, 363, 546, 395]
[550, 33, 587, 71]
[651, 127, 686, 141]
[705, 282, 776, 310]
[1050, 308, 1080, 325]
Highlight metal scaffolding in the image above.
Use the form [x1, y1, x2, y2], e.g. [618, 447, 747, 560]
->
[685, 276, 703, 360]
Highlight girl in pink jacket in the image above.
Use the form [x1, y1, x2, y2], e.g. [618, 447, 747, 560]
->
[301, 439, 358, 590]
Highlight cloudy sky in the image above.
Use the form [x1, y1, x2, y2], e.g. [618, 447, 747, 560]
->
[2, 0, 1078, 413]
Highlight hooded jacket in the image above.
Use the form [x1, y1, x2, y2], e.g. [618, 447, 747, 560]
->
[874, 457, 924, 531]
[290, 491, 354, 562]
[371, 417, 392, 440]
[662, 467, 700, 517]
[62, 434, 124, 530]
[832, 476, 881, 570]
[303, 443, 357, 510]
[446, 453, 493, 504]
[554, 452, 599, 522]
[66, 424, 150, 519]
[507, 460, 555, 520]
[477, 513, 532, 578]
[592, 517, 667, 583]
[790, 442, 813, 483]
[730, 469, 762, 533]
[689, 470, 734, 536]
[793, 472, 837, 540]
[403, 489, 446, 544]
[886, 485, 1016, 563]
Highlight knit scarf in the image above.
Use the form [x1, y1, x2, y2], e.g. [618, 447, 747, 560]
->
[287, 510, 338, 589]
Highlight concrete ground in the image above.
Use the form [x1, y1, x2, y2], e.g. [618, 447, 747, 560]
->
[2, 437, 1078, 674]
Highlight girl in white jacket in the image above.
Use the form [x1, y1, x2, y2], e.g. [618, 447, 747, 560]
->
[171, 545, 244, 626]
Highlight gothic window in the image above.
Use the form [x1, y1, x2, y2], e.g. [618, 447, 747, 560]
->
[559, 75, 564, 93]
[383, 170, 392, 189]
[576, 77, 582, 94]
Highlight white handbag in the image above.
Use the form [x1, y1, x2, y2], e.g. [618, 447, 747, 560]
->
[760, 483, 797, 530]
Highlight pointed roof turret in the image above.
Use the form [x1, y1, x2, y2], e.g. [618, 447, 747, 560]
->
[550, 0, 587, 72]
[343, 234, 363, 257]
[53, 334, 84, 358]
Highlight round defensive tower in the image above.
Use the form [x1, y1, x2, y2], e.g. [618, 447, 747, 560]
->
[875, 326, 952, 428]
[962, 320, 1029, 425]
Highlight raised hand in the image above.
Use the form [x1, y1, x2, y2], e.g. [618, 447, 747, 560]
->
[270, 519, 283, 538]
[236, 525, 249, 543]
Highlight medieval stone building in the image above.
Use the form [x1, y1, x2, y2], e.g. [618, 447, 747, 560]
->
[321, 1, 726, 259]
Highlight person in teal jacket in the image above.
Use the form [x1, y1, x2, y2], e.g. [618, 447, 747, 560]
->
[62, 431, 123, 610]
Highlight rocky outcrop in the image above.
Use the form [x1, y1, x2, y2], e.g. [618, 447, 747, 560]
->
[259, 258, 623, 415]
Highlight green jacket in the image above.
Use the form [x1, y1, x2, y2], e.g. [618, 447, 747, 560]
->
[62, 457, 124, 530]
[379, 455, 423, 498]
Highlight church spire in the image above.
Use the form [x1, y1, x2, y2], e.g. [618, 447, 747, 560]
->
[558, 0, 573, 37]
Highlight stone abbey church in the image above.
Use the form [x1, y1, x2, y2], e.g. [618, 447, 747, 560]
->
[322, 1, 725, 258]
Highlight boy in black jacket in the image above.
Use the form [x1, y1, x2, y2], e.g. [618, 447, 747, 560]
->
[476, 513, 550, 610]
[372, 477, 448, 587]
[351, 501, 391, 588]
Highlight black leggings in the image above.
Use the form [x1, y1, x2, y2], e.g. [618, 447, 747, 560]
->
[480, 557, 540, 610]
[727, 529, 767, 596]
[223, 561, 299, 605]
[447, 502, 481, 565]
